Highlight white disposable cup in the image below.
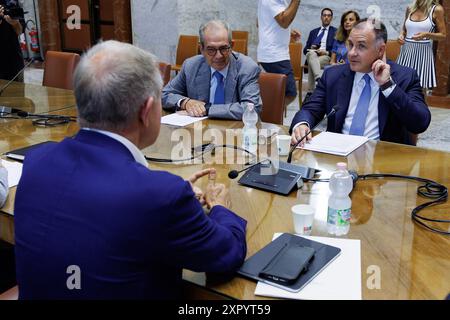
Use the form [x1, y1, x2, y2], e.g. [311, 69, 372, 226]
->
[277, 135, 291, 156]
[291, 204, 315, 235]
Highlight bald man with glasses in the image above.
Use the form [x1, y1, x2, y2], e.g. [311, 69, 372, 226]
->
[162, 20, 261, 120]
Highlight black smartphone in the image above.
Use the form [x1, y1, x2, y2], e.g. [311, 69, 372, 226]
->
[259, 244, 315, 285]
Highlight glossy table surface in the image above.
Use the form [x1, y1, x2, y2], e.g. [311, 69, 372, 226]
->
[1, 81, 449, 300]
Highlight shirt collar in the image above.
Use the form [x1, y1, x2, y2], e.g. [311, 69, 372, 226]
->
[81, 128, 148, 167]
[354, 72, 377, 87]
[210, 65, 229, 79]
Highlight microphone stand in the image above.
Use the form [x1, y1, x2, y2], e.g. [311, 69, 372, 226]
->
[0, 59, 34, 96]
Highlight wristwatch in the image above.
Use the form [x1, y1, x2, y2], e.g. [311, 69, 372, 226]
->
[379, 77, 395, 91]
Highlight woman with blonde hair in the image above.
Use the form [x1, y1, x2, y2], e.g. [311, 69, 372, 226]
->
[397, 0, 446, 90]
[330, 10, 360, 65]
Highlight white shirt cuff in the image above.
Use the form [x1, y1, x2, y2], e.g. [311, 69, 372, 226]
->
[381, 84, 396, 97]
[292, 121, 310, 132]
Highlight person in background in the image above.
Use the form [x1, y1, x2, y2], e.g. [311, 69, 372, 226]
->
[162, 20, 260, 120]
[14, 40, 247, 299]
[0, 0, 24, 81]
[397, 0, 446, 92]
[0, 162, 8, 207]
[290, 19, 431, 147]
[330, 10, 360, 65]
[257, 0, 301, 110]
[303, 8, 337, 101]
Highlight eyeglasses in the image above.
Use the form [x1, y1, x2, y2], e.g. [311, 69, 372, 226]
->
[322, 13, 332, 17]
[204, 46, 231, 56]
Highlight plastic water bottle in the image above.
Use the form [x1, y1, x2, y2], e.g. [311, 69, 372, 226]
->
[242, 102, 258, 154]
[327, 162, 353, 236]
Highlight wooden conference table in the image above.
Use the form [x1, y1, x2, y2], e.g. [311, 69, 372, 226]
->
[1, 81, 449, 300]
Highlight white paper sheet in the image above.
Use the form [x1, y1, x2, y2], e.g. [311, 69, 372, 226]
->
[161, 112, 207, 127]
[299, 131, 368, 156]
[255, 233, 362, 300]
[1, 160, 23, 188]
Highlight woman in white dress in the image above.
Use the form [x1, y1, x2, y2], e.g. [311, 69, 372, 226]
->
[397, 0, 446, 90]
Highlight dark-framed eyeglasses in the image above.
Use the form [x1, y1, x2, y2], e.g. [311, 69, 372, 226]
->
[204, 46, 231, 56]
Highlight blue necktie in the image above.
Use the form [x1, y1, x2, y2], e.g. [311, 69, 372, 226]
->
[213, 71, 225, 104]
[312, 28, 326, 47]
[349, 74, 372, 136]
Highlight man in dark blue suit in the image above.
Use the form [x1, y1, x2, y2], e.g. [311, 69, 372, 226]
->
[291, 19, 431, 146]
[14, 40, 247, 299]
[303, 8, 337, 95]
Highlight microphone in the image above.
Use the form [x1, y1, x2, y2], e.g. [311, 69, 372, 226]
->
[287, 105, 341, 163]
[0, 59, 34, 96]
[228, 159, 271, 179]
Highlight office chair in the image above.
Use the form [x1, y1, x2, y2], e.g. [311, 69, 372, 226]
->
[259, 72, 287, 125]
[42, 51, 80, 90]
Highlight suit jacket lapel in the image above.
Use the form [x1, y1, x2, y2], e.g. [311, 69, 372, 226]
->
[334, 66, 354, 132]
[224, 57, 238, 103]
[195, 59, 211, 102]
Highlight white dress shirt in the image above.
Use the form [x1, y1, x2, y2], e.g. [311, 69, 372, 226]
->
[82, 128, 148, 167]
[319, 26, 330, 51]
[342, 72, 395, 140]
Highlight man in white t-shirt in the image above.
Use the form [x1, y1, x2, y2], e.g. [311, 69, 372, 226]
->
[257, 0, 301, 109]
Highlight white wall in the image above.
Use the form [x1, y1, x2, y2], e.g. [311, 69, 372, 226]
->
[132, 0, 411, 64]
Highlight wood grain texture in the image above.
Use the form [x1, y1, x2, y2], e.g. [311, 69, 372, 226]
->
[1, 82, 449, 299]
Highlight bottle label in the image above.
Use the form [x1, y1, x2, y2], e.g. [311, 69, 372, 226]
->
[327, 207, 351, 226]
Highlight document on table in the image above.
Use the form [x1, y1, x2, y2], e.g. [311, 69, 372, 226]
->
[299, 131, 368, 156]
[161, 112, 207, 127]
[254, 233, 362, 300]
[1, 159, 23, 188]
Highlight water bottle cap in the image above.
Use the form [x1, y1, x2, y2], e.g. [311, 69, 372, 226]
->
[336, 162, 347, 170]
[247, 102, 254, 111]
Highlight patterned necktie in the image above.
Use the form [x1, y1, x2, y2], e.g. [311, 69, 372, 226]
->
[213, 71, 225, 104]
[312, 28, 326, 47]
[349, 74, 372, 136]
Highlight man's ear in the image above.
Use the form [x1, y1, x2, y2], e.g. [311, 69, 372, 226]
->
[139, 96, 154, 128]
[378, 43, 386, 60]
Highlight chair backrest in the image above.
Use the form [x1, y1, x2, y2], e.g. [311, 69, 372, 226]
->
[232, 30, 249, 42]
[259, 72, 287, 125]
[175, 35, 200, 67]
[289, 42, 302, 80]
[232, 39, 247, 55]
[43, 51, 80, 90]
[386, 40, 401, 62]
[158, 62, 172, 86]
[0, 286, 18, 300]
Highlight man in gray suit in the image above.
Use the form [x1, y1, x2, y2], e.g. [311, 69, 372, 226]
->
[162, 20, 261, 120]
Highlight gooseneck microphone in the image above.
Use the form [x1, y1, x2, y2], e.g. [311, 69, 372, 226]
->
[0, 59, 34, 96]
[287, 105, 341, 163]
[228, 159, 272, 179]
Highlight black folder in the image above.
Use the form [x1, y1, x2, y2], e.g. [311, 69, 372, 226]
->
[238, 233, 341, 292]
[4, 141, 57, 162]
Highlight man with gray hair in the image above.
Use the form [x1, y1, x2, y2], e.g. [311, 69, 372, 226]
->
[162, 20, 260, 120]
[14, 40, 247, 299]
[290, 18, 431, 146]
